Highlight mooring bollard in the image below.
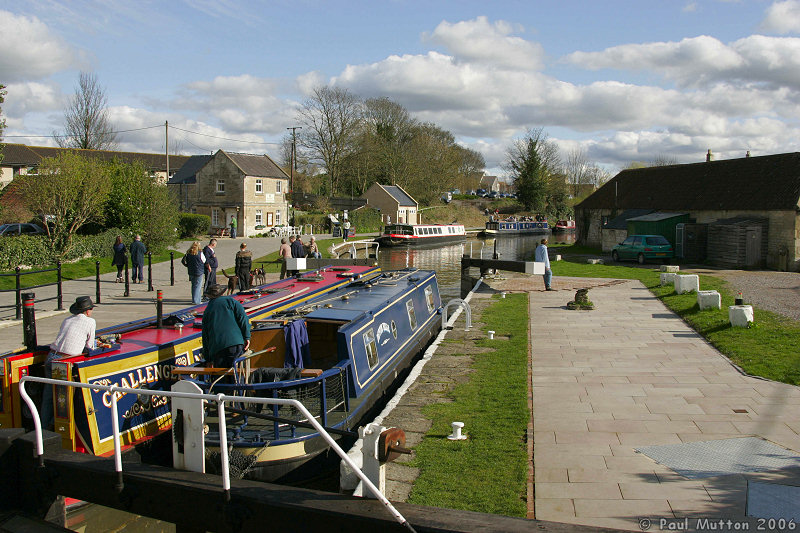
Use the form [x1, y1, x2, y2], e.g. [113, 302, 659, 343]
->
[156, 289, 163, 328]
[124, 261, 130, 297]
[487, 330, 495, 340]
[170, 252, 175, 286]
[448, 421, 467, 441]
[15, 266, 21, 320]
[22, 292, 37, 350]
[95, 260, 102, 304]
[56, 260, 63, 311]
[147, 252, 153, 292]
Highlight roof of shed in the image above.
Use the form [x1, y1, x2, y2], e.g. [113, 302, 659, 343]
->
[604, 209, 655, 229]
[577, 152, 800, 211]
[628, 212, 688, 222]
[382, 185, 417, 206]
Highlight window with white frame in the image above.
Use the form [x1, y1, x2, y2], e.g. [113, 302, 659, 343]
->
[255, 210, 262, 225]
[255, 179, 263, 194]
[216, 180, 225, 194]
[275, 210, 281, 225]
[212, 209, 219, 226]
[276, 181, 282, 194]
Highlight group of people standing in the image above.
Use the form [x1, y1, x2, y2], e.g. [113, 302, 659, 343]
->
[278, 235, 321, 279]
[111, 234, 148, 284]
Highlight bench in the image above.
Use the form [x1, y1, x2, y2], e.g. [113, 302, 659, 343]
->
[211, 227, 230, 237]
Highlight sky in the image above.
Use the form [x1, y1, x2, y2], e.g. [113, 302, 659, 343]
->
[3, 0, 800, 176]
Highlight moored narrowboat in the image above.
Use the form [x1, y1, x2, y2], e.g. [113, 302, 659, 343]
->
[376, 223, 466, 247]
[482, 218, 549, 236]
[553, 219, 576, 232]
[188, 268, 443, 483]
[0, 265, 381, 456]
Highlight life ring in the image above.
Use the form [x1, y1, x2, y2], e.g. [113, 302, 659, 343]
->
[537, 222, 543, 228]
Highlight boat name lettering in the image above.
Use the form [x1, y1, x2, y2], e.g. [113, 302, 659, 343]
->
[123, 395, 169, 420]
[93, 362, 177, 408]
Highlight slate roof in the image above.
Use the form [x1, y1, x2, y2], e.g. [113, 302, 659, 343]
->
[382, 185, 417, 206]
[168, 155, 212, 185]
[222, 151, 289, 179]
[604, 209, 654, 230]
[0, 143, 192, 172]
[576, 152, 800, 211]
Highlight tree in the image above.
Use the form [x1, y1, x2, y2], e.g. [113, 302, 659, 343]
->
[296, 86, 361, 196]
[15, 151, 111, 256]
[56, 72, 117, 150]
[104, 159, 180, 250]
[564, 148, 610, 198]
[0, 84, 6, 165]
[505, 128, 560, 212]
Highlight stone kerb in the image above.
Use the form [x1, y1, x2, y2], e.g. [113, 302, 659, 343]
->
[697, 290, 721, 310]
[660, 265, 680, 273]
[660, 272, 677, 286]
[729, 305, 754, 327]
[674, 274, 699, 294]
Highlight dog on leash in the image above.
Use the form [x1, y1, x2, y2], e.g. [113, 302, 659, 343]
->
[219, 269, 238, 295]
[250, 267, 266, 287]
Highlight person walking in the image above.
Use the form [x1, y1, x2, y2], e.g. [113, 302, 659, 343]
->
[306, 236, 321, 259]
[183, 241, 206, 304]
[235, 242, 252, 291]
[278, 238, 291, 280]
[342, 219, 351, 242]
[201, 284, 250, 369]
[229, 215, 238, 239]
[202, 238, 218, 294]
[111, 235, 127, 283]
[43, 296, 98, 429]
[130, 235, 147, 284]
[534, 238, 553, 291]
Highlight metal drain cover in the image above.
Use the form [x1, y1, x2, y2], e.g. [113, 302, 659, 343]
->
[635, 437, 800, 479]
[747, 481, 800, 521]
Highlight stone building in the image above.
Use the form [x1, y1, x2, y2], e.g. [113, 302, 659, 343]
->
[362, 183, 419, 225]
[574, 152, 800, 271]
[168, 150, 290, 237]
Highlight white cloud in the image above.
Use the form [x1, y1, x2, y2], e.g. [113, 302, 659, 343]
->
[3, 82, 63, 115]
[423, 16, 545, 70]
[760, 0, 800, 34]
[0, 10, 83, 82]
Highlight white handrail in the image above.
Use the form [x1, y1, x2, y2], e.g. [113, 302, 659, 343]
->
[19, 376, 415, 532]
[330, 239, 379, 259]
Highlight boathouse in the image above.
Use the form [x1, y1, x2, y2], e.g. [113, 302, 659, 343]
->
[574, 152, 800, 271]
[362, 183, 419, 225]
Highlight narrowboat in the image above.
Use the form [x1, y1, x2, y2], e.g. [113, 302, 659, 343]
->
[187, 268, 442, 483]
[0, 265, 381, 456]
[482, 218, 549, 236]
[376, 223, 466, 246]
[553, 220, 576, 232]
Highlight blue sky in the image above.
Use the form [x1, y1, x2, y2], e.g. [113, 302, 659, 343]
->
[3, 0, 800, 174]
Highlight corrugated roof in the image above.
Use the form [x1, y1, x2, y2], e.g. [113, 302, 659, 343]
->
[577, 152, 800, 211]
[223, 151, 289, 179]
[168, 155, 212, 185]
[604, 209, 654, 229]
[627, 212, 688, 222]
[382, 185, 416, 206]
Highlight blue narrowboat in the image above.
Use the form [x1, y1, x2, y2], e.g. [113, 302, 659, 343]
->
[482, 218, 549, 236]
[194, 268, 443, 482]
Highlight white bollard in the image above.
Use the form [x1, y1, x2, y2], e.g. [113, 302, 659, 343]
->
[447, 422, 467, 441]
[554, 254, 562, 261]
[587, 258, 604, 264]
[697, 290, 721, 310]
[674, 274, 699, 294]
[729, 305, 754, 328]
[501, 292, 506, 299]
[660, 272, 677, 286]
[487, 330, 495, 340]
[354, 423, 386, 498]
[660, 265, 680, 273]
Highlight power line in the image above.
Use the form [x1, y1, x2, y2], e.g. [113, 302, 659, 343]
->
[170, 126, 280, 146]
[3, 124, 163, 139]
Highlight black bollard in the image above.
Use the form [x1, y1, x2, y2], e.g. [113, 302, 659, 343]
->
[56, 260, 63, 310]
[147, 252, 153, 292]
[22, 293, 37, 350]
[95, 261, 102, 304]
[124, 261, 130, 297]
[156, 289, 163, 328]
[493, 239, 499, 260]
[15, 266, 22, 320]
[170, 252, 175, 286]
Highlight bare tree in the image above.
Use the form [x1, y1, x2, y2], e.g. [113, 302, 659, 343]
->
[296, 86, 361, 196]
[56, 72, 117, 150]
[650, 154, 678, 167]
[0, 84, 6, 164]
[564, 147, 611, 197]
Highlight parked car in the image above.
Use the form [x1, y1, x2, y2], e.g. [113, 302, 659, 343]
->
[611, 234, 674, 264]
[0, 223, 45, 237]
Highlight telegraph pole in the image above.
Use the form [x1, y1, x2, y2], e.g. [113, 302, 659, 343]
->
[287, 126, 301, 225]
[165, 121, 170, 180]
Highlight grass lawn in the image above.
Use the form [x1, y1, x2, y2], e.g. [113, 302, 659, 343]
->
[408, 293, 529, 517]
[552, 255, 800, 386]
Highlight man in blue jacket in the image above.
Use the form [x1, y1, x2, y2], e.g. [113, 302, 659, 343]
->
[202, 284, 251, 368]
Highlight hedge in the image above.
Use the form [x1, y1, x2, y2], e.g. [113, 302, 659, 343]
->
[0, 228, 133, 270]
[178, 213, 211, 238]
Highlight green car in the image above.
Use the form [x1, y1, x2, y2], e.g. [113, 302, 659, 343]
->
[611, 234, 674, 264]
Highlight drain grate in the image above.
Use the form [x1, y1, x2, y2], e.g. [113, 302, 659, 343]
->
[747, 481, 800, 521]
[635, 437, 800, 479]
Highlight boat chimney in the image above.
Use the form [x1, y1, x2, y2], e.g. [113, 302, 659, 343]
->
[706, 149, 713, 162]
[746, 150, 751, 158]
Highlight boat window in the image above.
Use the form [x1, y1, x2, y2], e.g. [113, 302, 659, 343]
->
[364, 329, 379, 369]
[391, 320, 397, 339]
[406, 299, 417, 330]
[425, 285, 435, 313]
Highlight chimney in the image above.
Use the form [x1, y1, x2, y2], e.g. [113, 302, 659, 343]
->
[706, 149, 713, 162]
[746, 151, 751, 158]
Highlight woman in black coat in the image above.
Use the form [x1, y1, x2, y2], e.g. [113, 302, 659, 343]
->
[111, 235, 127, 283]
[234, 242, 252, 292]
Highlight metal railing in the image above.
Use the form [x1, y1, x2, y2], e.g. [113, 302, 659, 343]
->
[330, 239, 379, 259]
[18, 376, 415, 533]
[0, 263, 64, 318]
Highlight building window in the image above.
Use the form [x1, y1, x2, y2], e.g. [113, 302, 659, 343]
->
[276, 181, 282, 194]
[255, 210, 262, 225]
[275, 210, 281, 225]
[216, 180, 225, 194]
[212, 209, 219, 226]
[255, 179, 263, 194]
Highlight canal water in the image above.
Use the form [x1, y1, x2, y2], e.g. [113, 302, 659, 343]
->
[65, 231, 575, 531]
